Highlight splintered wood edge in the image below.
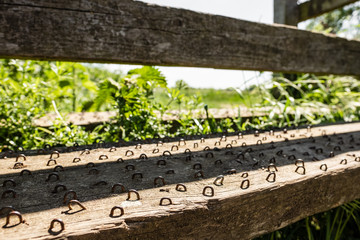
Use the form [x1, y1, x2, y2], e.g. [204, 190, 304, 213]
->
[1, 122, 360, 239]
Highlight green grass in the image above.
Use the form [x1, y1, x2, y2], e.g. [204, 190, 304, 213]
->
[153, 87, 263, 110]
[1, 59, 360, 239]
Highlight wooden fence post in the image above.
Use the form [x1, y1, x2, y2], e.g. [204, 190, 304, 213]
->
[274, 0, 299, 26]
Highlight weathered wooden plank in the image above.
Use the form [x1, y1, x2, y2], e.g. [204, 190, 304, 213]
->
[32, 108, 268, 127]
[274, 0, 299, 25]
[298, 0, 359, 22]
[1, 122, 360, 239]
[1, 0, 360, 75]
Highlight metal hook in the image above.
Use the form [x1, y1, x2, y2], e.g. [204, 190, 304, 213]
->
[160, 197, 172, 206]
[63, 190, 77, 204]
[157, 159, 167, 166]
[213, 175, 224, 186]
[109, 146, 117, 152]
[178, 138, 186, 146]
[266, 172, 276, 183]
[163, 151, 172, 156]
[154, 176, 166, 187]
[125, 150, 134, 157]
[240, 179, 250, 189]
[52, 184, 67, 193]
[175, 183, 187, 192]
[126, 189, 140, 201]
[15, 154, 26, 162]
[202, 186, 214, 197]
[50, 151, 60, 159]
[53, 165, 64, 172]
[80, 149, 90, 155]
[295, 159, 305, 167]
[47, 159, 57, 166]
[205, 152, 214, 158]
[132, 172, 143, 180]
[295, 166, 306, 175]
[5, 211, 24, 226]
[320, 164, 328, 171]
[49, 218, 65, 232]
[20, 169, 32, 176]
[88, 168, 100, 175]
[139, 153, 148, 159]
[2, 179, 16, 188]
[267, 163, 278, 172]
[125, 164, 136, 171]
[1, 189, 16, 199]
[99, 155, 108, 160]
[225, 144, 232, 149]
[46, 172, 60, 182]
[110, 206, 124, 217]
[68, 200, 86, 210]
[193, 163, 202, 170]
[203, 146, 211, 151]
[111, 183, 126, 193]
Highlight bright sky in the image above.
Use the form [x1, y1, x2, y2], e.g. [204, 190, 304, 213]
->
[100, 0, 274, 89]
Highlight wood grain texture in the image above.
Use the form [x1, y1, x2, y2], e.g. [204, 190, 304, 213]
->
[298, 0, 359, 22]
[1, 122, 360, 239]
[1, 0, 360, 75]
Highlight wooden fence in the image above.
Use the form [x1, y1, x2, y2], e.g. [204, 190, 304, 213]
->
[0, 0, 360, 75]
[1, 0, 360, 239]
[275, 0, 359, 25]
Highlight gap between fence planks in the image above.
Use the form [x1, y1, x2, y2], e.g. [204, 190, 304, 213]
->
[1, 122, 360, 239]
[0, 0, 360, 75]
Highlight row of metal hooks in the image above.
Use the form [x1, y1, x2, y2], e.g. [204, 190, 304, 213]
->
[1, 127, 357, 236]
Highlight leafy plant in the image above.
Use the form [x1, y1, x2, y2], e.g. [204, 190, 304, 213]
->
[1, 59, 360, 239]
[0, 60, 98, 150]
[305, 2, 360, 39]
[90, 66, 172, 141]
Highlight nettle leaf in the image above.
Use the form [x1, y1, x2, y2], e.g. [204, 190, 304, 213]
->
[127, 66, 167, 88]
[59, 80, 71, 88]
[81, 78, 98, 93]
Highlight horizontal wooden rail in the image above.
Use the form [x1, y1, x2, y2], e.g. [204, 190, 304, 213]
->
[1, 0, 360, 75]
[1, 122, 360, 239]
[33, 108, 267, 127]
[298, 0, 358, 22]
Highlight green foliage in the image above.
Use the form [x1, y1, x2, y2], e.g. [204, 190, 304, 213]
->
[154, 86, 262, 109]
[93, 66, 217, 141]
[305, 2, 360, 39]
[1, 59, 360, 239]
[99, 66, 171, 141]
[236, 75, 360, 130]
[257, 200, 360, 240]
[0, 60, 98, 150]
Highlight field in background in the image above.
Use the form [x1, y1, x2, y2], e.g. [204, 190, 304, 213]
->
[153, 86, 263, 110]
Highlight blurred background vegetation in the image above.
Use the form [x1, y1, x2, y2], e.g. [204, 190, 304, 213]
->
[0, 2, 359, 240]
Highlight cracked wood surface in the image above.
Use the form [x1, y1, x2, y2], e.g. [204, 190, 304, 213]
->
[1, 0, 360, 75]
[1, 122, 360, 239]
